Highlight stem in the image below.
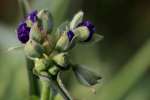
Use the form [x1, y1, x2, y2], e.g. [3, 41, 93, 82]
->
[26, 58, 40, 98]
[51, 79, 72, 100]
[40, 77, 50, 100]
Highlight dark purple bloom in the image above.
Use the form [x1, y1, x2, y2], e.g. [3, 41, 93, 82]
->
[78, 20, 96, 42]
[17, 22, 30, 43]
[28, 10, 38, 23]
[67, 30, 74, 41]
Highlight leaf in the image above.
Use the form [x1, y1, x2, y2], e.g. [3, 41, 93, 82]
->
[18, 0, 31, 17]
[70, 11, 84, 30]
[72, 64, 101, 86]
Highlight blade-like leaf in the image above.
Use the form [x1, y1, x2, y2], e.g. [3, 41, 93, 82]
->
[72, 64, 101, 86]
[18, 0, 31, 17]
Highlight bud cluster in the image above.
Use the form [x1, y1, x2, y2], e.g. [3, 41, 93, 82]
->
[17, 10, 103, 99]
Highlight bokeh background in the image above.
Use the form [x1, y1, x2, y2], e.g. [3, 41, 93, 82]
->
[0, 0, 150, 100]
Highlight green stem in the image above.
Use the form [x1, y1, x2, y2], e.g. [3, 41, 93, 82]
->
[26, 58, 40, 98]
[40, 77, 50, 100]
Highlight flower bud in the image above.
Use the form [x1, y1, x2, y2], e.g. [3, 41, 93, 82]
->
[24, 40, 45, 58]
[48, 65, 60, 76]
[52, 53, 68, 68]
[17, 22, 30, 43]
[37, 9, 53, 33]
[55, 32, 71, 51]
[34, 58, 50, 74]
[74, 26, 90, 42]
[26, 10, 38, 27]
[29, 21, 43, 43]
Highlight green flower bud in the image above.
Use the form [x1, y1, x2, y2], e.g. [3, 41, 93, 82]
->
[52, 53, 68, 68]
[24, 40, 45, 58]
[48, 65, 60, 76]
[42, 40, 52, 55]
[29, 21, 43, 43]
[55, 32, 70, 51]
[37, 9, 53, 33]
[34, 57, 50, 74]
[73, 26, 90, 42]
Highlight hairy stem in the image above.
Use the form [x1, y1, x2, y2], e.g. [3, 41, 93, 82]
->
[40, 77, 50, 100]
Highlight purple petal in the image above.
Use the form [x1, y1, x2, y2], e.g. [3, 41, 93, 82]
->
[67, 30, 74, 41]
[28, 10, 38, 23]
[17, 22, 30, 43]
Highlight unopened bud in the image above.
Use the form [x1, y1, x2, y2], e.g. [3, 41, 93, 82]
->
[24, 40, 45, 58]
[55, 32, 71, 51]
[74, 26, 90, 42]
[48, 65, 60, 76]
[34, 58, 49, 74]
[37, 9, 53, 33]
[52, 53, 68, 68]
[29, 21, 43, 43]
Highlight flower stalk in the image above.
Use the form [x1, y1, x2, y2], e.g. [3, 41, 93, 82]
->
[40, 77, 51, 100]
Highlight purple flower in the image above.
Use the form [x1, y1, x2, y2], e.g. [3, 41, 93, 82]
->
[28, 10, 38, 23]
[67, 30, 74, 41]
[78, 20, 96, 42]
[17, 22, 30, 43]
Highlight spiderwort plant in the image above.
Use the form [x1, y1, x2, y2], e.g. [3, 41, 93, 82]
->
[17, 9, 103, 100]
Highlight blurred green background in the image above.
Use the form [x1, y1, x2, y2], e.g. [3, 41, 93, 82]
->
[0, 0, 150, 100]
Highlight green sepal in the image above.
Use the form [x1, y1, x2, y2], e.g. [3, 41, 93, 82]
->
[37, 9, 53, 33]
[55, 32, 72, 52]
[55, 21, 69, 41]
[29, 21, 43, 43]
[34, 57, 50, 74]
[79, 33, 104, 45]
[70, 11, 84, 30]
[24, 40, 45, 58]
[72, 64, 101, 86]
[52, 53, 68, 68]
[89, 33, 103, 43]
